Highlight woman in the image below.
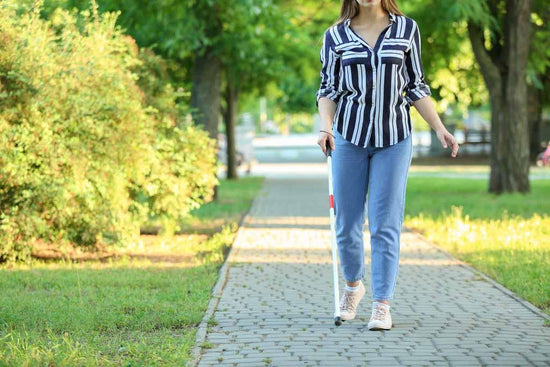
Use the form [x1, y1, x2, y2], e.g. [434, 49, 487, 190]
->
[316, 0, 459, 330]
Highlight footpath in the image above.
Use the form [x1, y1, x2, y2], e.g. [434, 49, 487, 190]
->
[189, 177, 550, 367]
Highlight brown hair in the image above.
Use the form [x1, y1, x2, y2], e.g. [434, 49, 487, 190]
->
[332, 0, 405, 27]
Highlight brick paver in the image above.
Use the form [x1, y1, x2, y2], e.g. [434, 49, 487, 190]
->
[192, 177, 550, 367]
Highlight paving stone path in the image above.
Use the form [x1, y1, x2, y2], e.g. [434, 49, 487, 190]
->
[190, 177, 550, 367]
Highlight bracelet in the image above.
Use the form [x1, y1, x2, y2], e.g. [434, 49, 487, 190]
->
[320, 129, 334, 137]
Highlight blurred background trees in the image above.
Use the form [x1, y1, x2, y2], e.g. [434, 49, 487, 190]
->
[1, 0, 548, 263]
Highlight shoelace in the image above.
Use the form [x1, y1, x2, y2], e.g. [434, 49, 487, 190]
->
[340, 292, 357, 312]
[371, 304, 388, 320]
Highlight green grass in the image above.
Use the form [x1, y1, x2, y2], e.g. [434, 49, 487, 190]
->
[404, 177, 550, 316]
[179, 176, 266, 235]
[0, 176, 265, 366]
[405, 177, 550, 219]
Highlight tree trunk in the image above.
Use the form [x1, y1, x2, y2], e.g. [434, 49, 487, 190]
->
[467, 0, 532, 194]
[500, 0, 531, 193]
[190, 47, 222, 139]
[223, 81, 239, 179]
[190, 46, 222, 201]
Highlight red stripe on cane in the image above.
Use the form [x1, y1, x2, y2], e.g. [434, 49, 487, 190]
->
[329, 194, 334, 208]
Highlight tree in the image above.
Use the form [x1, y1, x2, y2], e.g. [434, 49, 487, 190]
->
[413, 0, 544, 194]
[79, 0, 305, 181]
[466, 0, 533, 193]
[218, 0, 303, 178]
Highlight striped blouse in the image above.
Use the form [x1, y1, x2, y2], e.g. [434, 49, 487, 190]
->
[315, 12, 432, 148]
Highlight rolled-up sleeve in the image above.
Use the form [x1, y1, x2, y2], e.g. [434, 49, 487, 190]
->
[315, 29, 342, 108]
[404, 21, 431, 106]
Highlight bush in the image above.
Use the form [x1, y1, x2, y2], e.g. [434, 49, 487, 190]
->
[0, 1, 218, 263]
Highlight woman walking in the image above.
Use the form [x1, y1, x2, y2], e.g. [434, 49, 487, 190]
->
[316, 0, 459, 330]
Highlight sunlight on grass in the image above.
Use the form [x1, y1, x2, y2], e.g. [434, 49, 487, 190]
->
[409, 206, 548, 252]
[404, 177, 550, 315]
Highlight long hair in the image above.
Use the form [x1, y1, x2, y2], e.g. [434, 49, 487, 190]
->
[332, 0, 404, 27]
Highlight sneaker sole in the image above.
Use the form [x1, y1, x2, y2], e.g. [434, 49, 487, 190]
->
[368, 323, 393, 330]
[340, 315, 355, 321]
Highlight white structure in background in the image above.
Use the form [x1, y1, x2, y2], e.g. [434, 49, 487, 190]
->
[463, 110, 490, 143]
[461, 109, 491, 155]
[217, 113, 255, 174]
[259, 97, 267, 133]
[237, 113, 256, 172]
[263, 119, 280, 134]
[313, 113, 321, 133]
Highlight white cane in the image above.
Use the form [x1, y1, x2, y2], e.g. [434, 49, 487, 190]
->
[325, 140, 343, 326]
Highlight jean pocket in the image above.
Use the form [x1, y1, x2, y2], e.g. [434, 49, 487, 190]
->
[333, 128, 344, 144]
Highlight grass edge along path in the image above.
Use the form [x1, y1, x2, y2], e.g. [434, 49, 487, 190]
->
[404, 177, 550, 319]
[0, 176, 265, 366]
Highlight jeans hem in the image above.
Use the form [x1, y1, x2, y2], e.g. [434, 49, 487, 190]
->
[372, 295, 394, 301]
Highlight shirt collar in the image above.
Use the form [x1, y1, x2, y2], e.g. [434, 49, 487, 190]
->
[345, 11, 396, 26]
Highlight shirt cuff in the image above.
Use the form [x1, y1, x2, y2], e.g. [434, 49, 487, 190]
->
[405, 84, 431, 106]
[316, 91, 341, 108]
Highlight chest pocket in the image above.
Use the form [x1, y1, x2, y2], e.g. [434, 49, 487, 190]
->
[335, 40, 363, 53]
[379, 39, 409, 65]
[341, 51, 372, 68]
[336, 41, 371, 68]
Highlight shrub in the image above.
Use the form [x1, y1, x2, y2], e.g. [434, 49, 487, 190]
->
[129, 44, 220, 236]
[0, 1, 218, 263]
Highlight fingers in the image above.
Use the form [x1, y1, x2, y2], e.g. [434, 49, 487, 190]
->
[325, 136, 334, 150]
[318, 134, 335, 156]
[318, 137, 327, 155]
[442, 133, 459, 157]
[451, 140, 459, 157]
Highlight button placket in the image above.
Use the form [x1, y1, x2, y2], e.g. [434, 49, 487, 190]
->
[374, 27, 391, 90]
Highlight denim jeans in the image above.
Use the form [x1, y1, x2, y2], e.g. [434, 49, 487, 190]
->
[331, 126, 413, 301]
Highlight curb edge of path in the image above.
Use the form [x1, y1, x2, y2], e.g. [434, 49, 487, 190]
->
[186, 178, 267, 367]
[407, 227, 550, 323]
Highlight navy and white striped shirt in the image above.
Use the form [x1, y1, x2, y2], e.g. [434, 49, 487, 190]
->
[315, 12, 432, 148]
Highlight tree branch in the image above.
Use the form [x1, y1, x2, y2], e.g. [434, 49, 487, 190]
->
[487, 0, 504, 63]
[467, 20, 501, 92]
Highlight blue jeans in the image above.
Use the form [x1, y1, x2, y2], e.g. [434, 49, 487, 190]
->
[331, 126, 413, 301]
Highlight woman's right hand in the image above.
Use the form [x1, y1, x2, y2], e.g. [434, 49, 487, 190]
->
[318, 130, 335, 156]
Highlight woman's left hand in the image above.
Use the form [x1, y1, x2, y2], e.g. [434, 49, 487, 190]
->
[436, 128, 459, 157]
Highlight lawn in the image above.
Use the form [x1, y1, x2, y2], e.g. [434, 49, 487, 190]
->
[0, 176, 265, 366]
[403, 176, 550, 317]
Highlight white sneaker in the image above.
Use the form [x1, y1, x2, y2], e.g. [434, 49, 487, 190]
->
[339, 280, 366, 320]
[368, 301, 392, 330]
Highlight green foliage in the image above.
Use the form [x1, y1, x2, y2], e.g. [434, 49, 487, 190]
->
[401, 1, 489, 113]
[0, 1, 218, 263]
[430, 0, 550, 107]
[528, 1, 550, 99]
[130, 47, 220, 236]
